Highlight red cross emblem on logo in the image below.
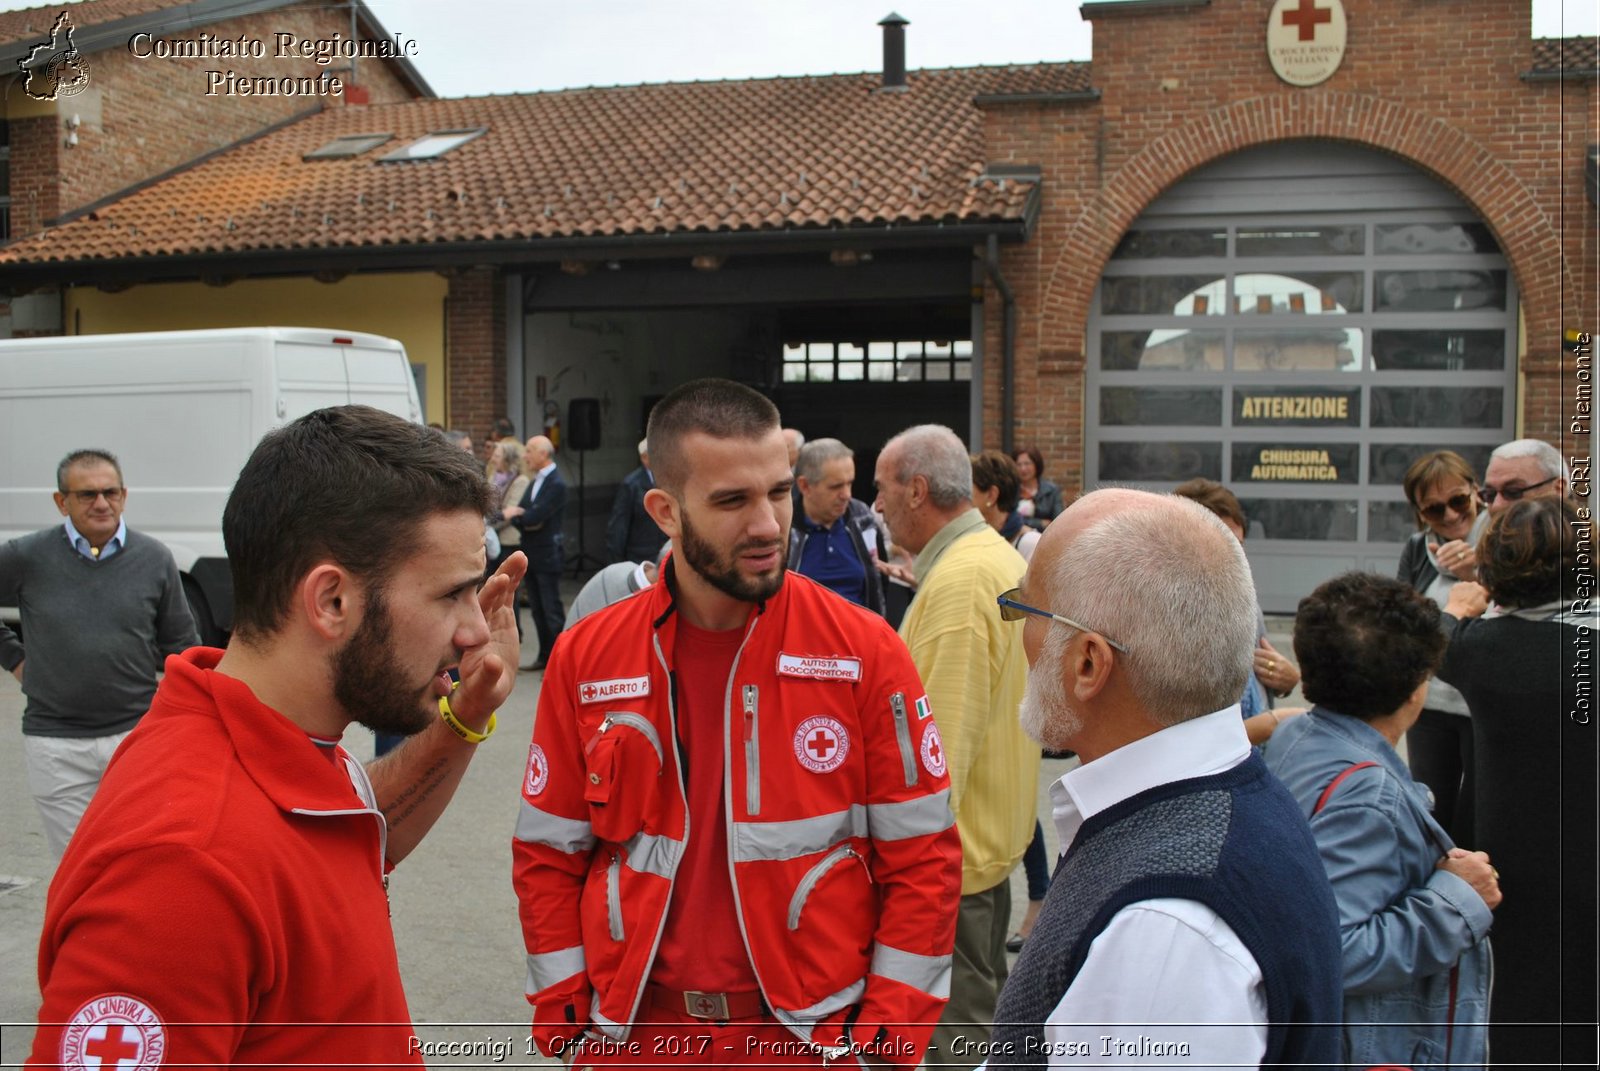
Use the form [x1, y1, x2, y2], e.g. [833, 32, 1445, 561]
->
[581, 684, 597, 701]
[525, 743, 550, 796]
[1281, 0, 1331, 42]
[793, 715, 850, 773]
[920, 721, 947, 778]
[693, 996, 717, 1016]
[84, 1025, 141, 1069]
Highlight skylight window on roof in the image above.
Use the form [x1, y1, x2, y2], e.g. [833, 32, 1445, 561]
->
[304, 133, 393, 160]
[378, 129, 486, 162]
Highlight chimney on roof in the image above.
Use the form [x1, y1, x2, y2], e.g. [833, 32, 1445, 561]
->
[879, 13, 909, 90]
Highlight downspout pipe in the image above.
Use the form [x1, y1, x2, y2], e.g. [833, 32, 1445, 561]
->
[984, 233, 1017, 453]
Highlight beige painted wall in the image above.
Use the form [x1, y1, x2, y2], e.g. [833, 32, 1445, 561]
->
[65, 273, 450, 422]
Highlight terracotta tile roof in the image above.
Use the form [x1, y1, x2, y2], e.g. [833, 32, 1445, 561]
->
[1529, 36, 1599, 77]
[2, 63, 1083, 267]
[0, 0, 217, 49]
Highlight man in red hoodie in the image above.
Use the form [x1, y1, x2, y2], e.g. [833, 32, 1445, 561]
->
[30, 406, 526, 1069]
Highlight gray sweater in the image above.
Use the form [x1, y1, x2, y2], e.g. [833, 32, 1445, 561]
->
[0, 526, 198, 737]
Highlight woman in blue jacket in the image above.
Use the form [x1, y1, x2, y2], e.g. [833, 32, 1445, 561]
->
[1264, 572, 1498, 1070]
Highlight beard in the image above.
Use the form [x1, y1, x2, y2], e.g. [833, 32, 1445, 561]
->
[1018, 624, 1083, 751]
[677, 505, 787, 604]
[332, 585, 441, 737]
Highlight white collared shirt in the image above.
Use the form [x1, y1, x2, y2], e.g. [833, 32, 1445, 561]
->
[528, 461, 556, 503]
[63, 517, 126, 562]
[1043, 706, 1268, 1068]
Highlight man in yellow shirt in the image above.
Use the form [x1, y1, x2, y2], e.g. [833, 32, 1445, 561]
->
[875, 424, 1038, 1070]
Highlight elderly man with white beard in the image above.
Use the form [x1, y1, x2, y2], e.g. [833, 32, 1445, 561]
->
[984, 488, 1341, 1070]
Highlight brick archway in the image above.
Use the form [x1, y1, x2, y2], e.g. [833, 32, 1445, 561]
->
[1031, 92, 1574, 478]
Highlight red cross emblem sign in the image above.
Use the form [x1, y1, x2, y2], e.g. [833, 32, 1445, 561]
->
[920, 722, 947, 779]
[793, 716, 850, 774]
[60, 995, 165, 1071]
[1266, 0, 1347, 88]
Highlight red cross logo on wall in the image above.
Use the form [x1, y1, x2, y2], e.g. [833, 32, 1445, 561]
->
[1281, 0, 1331, 41]
[84, 1026, 142, 1069]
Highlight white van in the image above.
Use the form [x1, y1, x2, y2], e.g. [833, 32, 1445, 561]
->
[0, 327, 424, 642]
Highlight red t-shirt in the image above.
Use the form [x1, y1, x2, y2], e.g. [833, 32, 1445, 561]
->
[649, 618, 761, 993]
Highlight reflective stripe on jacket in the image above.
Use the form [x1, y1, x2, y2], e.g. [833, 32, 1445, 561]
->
[514, 559, 961, 1068]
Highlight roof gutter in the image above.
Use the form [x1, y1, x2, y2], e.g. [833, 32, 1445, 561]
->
[983, 233, 1017, 454]
[0, 217, 1034, 289]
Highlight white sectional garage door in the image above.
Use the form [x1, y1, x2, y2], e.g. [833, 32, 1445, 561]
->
[1087, 141, 1518, 612]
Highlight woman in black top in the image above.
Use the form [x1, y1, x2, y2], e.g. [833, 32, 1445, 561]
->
[1395, 450, 1485, 844]
[1438, 497, 1596, 1065]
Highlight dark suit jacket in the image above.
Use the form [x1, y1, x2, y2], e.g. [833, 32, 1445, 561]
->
[516, 465, 567, 573]
[605, 466, 666, 564]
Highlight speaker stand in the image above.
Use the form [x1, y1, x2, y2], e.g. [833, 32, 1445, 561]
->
[566, 447, 607, 577]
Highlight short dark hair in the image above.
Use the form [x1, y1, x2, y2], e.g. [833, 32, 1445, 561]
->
[1013, 445, 1046, 480]
[1171, 478, 1246, 533]
[223, 405, 492, 640]
[1403, 450, 1478, 526]
[646, 379, 780, 494]
[1478, 496, 1579, 608]
[1293, 572, 1444, 720]
[492, 417, 516, 439]
[970, 451, 1021, 513]
[57, 449, 123, 492]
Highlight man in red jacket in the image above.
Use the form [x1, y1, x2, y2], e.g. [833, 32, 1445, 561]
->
[514, 379, 961, 1068]
[30, 407, 526, 1069]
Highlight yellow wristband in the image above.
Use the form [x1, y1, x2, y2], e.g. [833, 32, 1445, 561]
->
[439, 684, 496, 744]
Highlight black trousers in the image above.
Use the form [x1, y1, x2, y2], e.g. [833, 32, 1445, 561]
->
[1404, 706, 1474, 846]
[523, 568, 565, 662]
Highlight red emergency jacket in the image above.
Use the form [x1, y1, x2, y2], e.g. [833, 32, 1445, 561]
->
[513, 563, 961, 1067]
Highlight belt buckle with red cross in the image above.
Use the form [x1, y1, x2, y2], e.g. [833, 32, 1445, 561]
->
[683, 990, 729, 1019]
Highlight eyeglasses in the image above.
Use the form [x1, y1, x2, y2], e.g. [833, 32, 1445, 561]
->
[66, 487, 124, 504]
[996, 588, 1129, 653]
[1477, 476, 1558, 506]
[1417, 492, 1475, 523]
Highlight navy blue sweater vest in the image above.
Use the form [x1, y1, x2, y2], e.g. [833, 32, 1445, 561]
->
[989, 752, 1341, 1069]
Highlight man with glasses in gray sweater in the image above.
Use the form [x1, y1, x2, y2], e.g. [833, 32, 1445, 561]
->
[0, 449, 197, 858]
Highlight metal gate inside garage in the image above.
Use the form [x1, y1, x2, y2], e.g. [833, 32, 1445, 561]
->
[1086, 141, 1519, 613]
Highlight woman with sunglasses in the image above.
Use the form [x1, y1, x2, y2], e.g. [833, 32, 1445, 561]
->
[1395, 450, 1487, 845]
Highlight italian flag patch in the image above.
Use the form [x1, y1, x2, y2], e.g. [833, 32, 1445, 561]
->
[914, 695, 933, 720]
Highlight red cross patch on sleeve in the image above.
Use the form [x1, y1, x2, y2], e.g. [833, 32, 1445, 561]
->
[61, 995, 165, 1071]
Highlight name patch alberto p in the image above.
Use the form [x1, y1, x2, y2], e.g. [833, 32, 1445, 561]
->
[578, 675, 650, 705]
[776, 653, 862, 682]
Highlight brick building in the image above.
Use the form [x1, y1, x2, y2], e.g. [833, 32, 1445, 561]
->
[1, 0, 1595, 605]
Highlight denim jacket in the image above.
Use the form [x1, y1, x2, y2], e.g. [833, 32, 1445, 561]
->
[1263, 707, 1492, 1069]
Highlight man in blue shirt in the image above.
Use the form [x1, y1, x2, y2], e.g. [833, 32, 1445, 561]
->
[785, 438, 886, 615]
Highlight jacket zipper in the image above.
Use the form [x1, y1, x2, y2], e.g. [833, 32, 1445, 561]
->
[743, 685, 761, 815]
[619, 634, 692, 1030]
[719, 615, 783, 1012]
[787, 845, 870, 931]
[593, 711, 665, 766]
[889, 691, 917, 788]
[606, 851, 624, 940]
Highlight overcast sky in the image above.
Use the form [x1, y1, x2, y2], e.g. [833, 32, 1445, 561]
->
[346, 0, 1600, 98]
